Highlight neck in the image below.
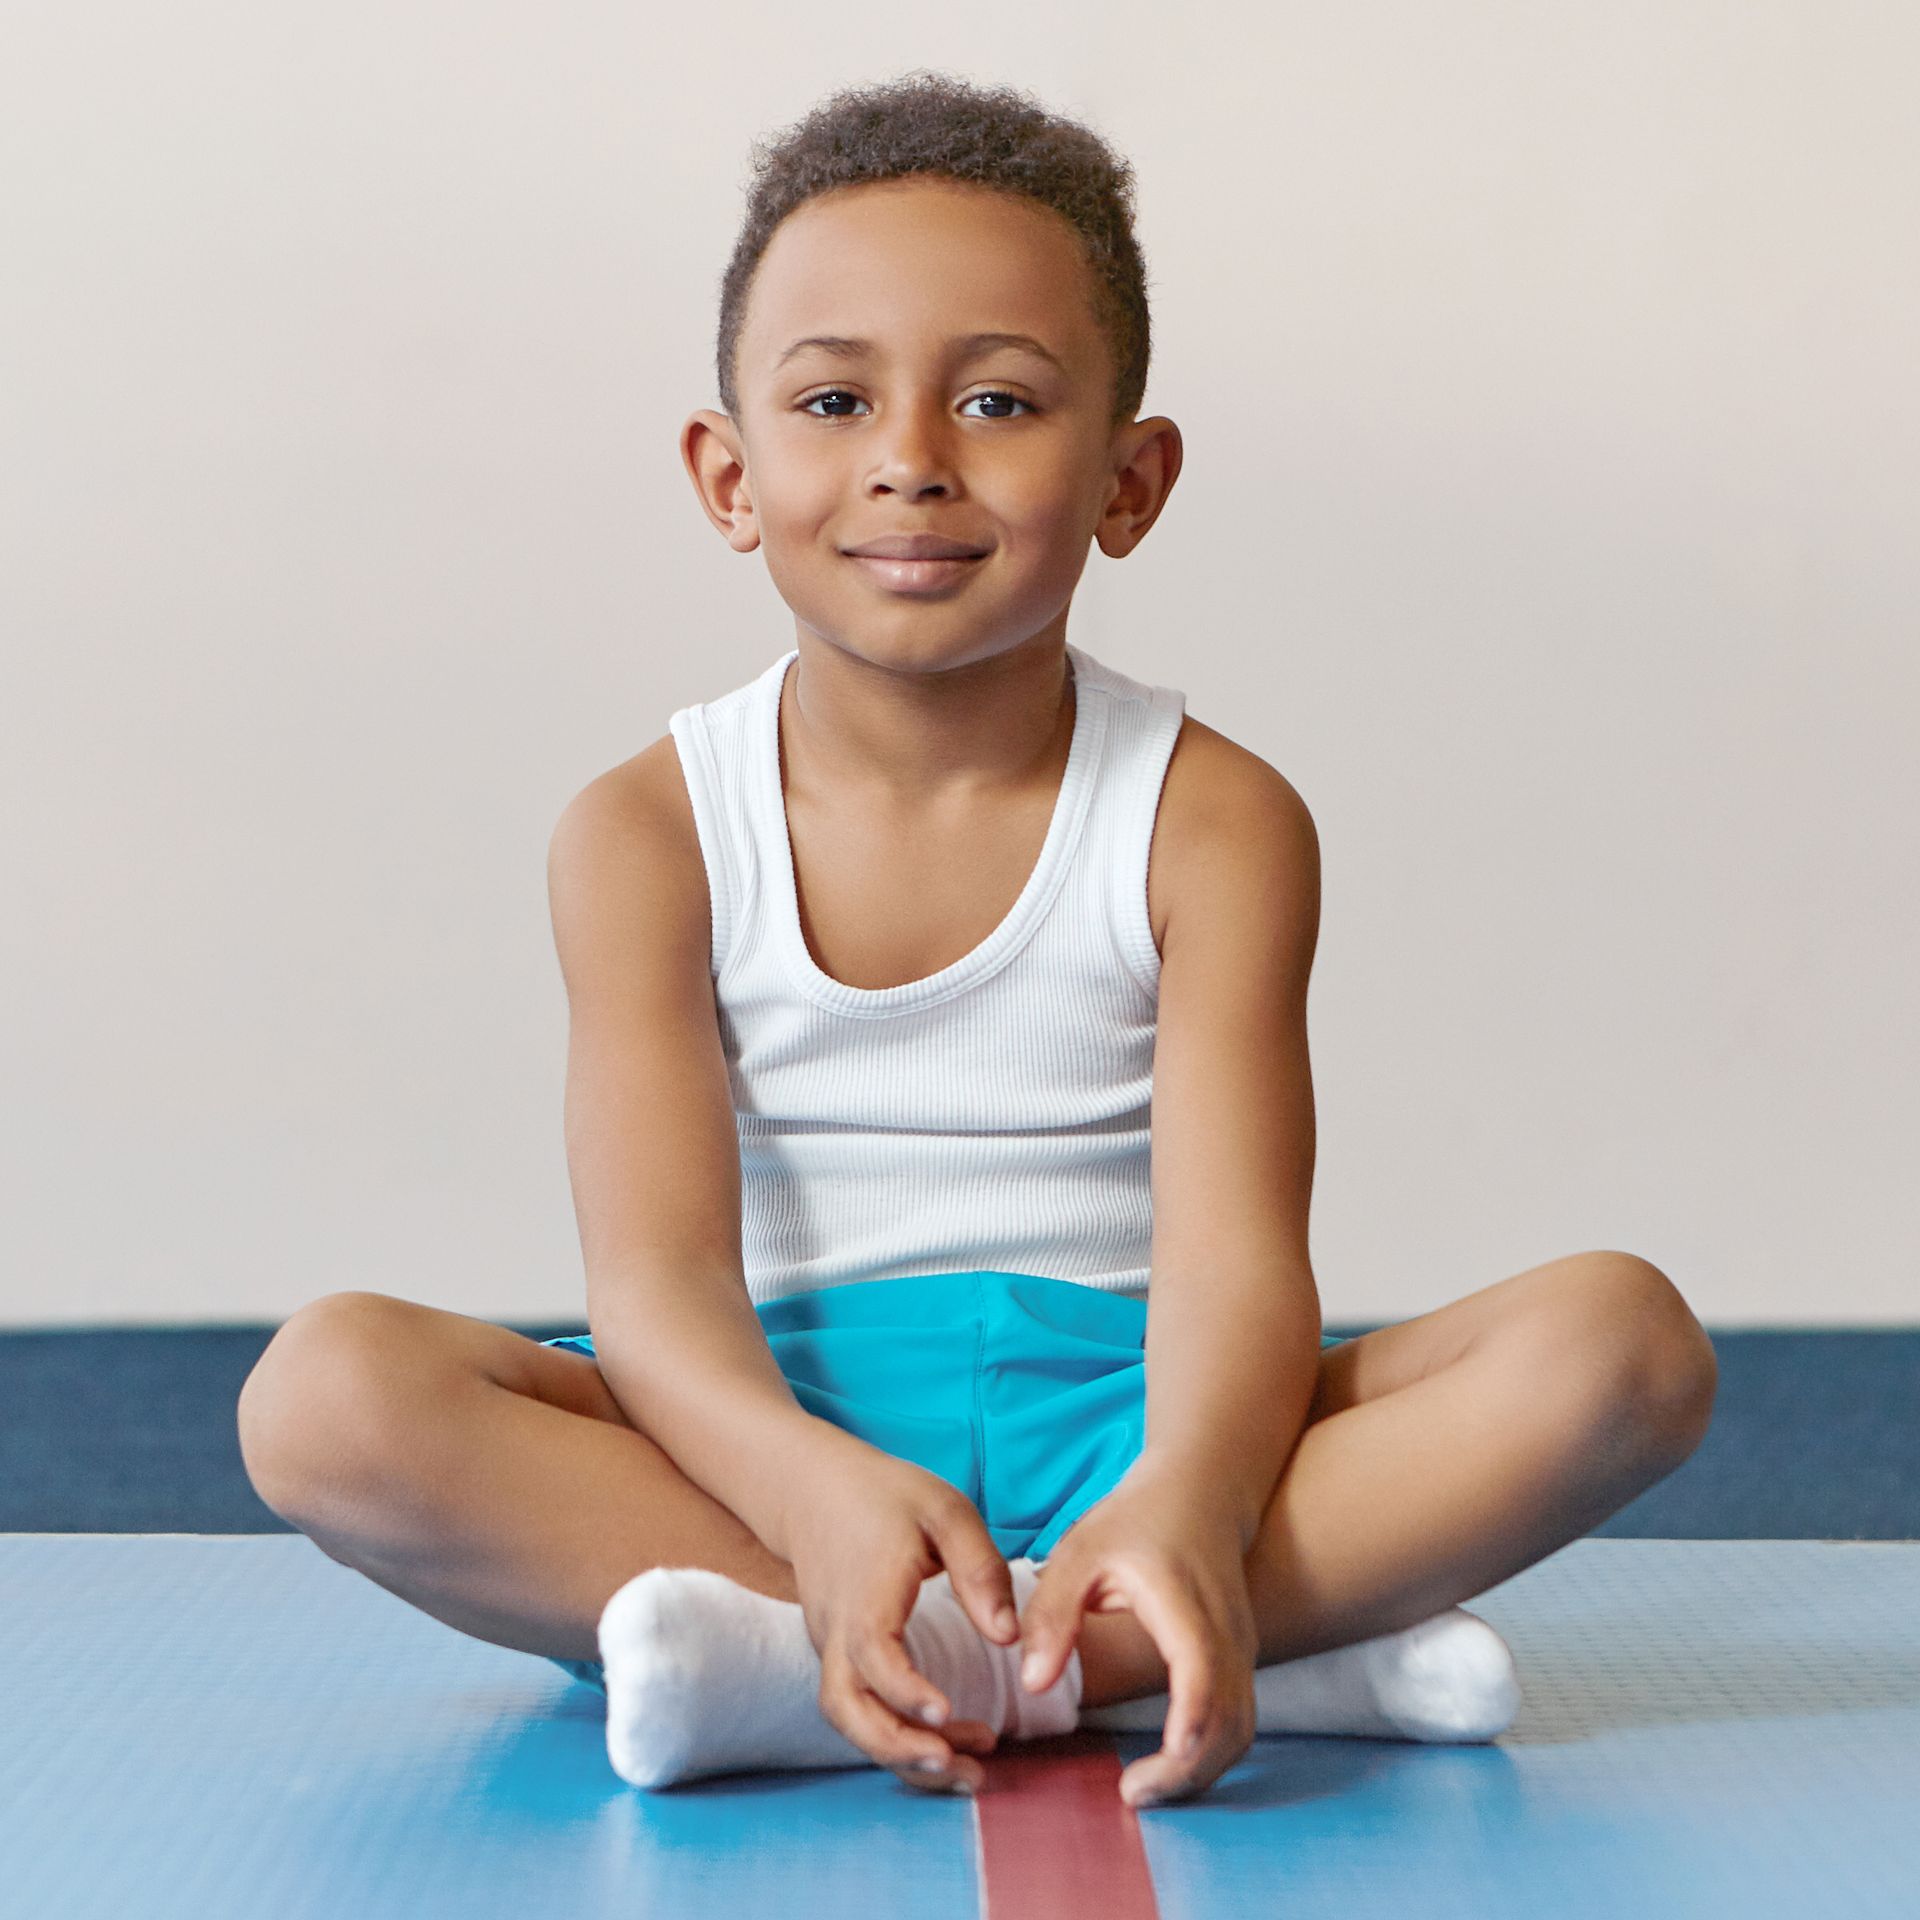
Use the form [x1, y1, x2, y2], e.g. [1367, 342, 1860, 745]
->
[781, 630, 1076, 808]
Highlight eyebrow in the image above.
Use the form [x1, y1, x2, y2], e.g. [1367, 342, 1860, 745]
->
[773, 331, 1068, 375]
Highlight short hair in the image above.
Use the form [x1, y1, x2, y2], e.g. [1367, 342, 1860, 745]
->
[715, 70, 1152, 430]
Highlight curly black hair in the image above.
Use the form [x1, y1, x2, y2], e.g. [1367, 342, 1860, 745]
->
[715, 70, 1152, 430]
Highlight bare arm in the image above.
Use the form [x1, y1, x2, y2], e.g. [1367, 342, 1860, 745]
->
[550, 761, 1028, 1785]
[1012, 741, 1326, 1811]
[1136, 741, 1325, 1550]
[546, 749, 833, 1563]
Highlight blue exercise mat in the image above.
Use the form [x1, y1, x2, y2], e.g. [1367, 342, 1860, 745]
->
[1, 1536, 1915, 1918]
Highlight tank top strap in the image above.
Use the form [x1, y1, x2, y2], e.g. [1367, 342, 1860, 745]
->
[1062, 644, 1188, 997]
[666, 650, 792, 981]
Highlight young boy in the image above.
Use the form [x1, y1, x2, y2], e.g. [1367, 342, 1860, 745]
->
[236, 72, 1718, 1810]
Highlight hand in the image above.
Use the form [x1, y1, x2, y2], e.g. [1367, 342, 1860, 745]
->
[1017, 1456, 1261, 1808]
[779, 1423, 1022, 1795]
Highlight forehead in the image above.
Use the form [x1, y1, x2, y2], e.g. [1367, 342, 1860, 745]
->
[744, 179, 1098, 369]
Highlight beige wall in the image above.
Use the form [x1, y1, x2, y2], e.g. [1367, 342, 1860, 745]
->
[3, 5, 1914, 1328]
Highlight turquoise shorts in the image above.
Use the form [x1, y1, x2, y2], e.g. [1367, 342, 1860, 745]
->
[539, 1267, 1344, 1692]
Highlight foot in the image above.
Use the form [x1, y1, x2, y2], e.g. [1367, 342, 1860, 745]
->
[1079, 1606, 1521, 1743]
[598, 1557, 1083, 1788]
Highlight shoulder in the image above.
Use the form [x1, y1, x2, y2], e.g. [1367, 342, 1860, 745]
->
[551, 733, 698, 856]
[1152, 714, 1319, 961]
[1160, 714, 1315, 846]
[546, 734, 709, 958]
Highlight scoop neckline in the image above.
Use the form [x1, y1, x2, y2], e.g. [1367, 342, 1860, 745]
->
[760, 644, 1107, 1018]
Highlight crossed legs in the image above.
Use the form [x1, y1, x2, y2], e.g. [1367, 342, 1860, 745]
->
[237, 1249, 1716, 1705]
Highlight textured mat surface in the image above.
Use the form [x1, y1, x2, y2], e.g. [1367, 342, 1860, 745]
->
[6, 1325, 1919, 1537]
[2, 1536, 1915, 1918]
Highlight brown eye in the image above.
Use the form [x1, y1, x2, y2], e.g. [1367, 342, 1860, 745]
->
[796, 389, 1036, 421]
[961, 391, 1035, 419]
[799, 389, 867, 418]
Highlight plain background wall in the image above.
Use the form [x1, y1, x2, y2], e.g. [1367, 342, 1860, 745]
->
[3, 4, 1914, 1330]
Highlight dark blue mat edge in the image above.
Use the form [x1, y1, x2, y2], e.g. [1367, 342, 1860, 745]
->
[2, 1326, 1915, 1539]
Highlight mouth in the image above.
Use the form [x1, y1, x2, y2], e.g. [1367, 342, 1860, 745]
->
[844, 552, 988, 595]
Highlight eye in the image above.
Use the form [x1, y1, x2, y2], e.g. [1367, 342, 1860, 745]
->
[960, 390, 1035, 419]
[795, 389, 1037, 421]
[799, 389, 868, 419]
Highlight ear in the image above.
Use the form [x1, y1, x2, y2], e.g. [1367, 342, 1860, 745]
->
[682, 408, 761, 553]
[1095, 415, 1184, 560]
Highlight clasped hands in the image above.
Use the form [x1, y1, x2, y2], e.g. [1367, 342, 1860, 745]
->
[788, 1427, 1260, 1808]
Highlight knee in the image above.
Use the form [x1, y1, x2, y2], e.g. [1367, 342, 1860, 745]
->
[237, 1290, 431, 1520]
[1533, 1252, 1719, 1464]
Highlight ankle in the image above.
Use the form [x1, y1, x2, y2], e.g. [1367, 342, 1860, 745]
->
[1072, 1609, 1169, 1711]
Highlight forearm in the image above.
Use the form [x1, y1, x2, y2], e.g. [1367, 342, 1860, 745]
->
[585, 1266, 833, 1562]
[1136, 1260, 1323, 1550]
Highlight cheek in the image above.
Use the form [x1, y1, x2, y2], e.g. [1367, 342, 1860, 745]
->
[996, 441, 1109, 539]
[753, 479, 841, 557]
[1003, 487, 1101, 574]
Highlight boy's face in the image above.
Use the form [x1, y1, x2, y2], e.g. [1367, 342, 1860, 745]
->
[683, 177, 1180, 671]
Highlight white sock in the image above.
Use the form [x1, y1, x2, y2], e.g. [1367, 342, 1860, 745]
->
[1079, 1607, 1521, 1743]
[597, 1556, 1081, 1789]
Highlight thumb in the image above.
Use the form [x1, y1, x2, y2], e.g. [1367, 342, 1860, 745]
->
[929, 1507, 1022, 1646]
[1015, 1556, 1089, 1694]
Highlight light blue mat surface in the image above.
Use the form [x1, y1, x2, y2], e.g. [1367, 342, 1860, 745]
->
[2, 1536, 1915, 1918]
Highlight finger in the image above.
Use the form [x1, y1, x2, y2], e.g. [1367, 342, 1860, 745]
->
[899, 1716, 998, 1794]
[1119, 1686, 1255, 1808]
[1117, 1564, 1220, 1763]
[839, 1665, 988, 1796]
[940, 1718, 1000, 1757]
[818, 1640, 964, 1780]
[1015, 1552, 1096, 1696]
[895, 1720, 989, 1796]
[1098, 1567, 1252, 1808]
[849, 1611, 967, 1737]
[926, 1500, 1021, 1644]
[1119, 1731, 1238, 1807]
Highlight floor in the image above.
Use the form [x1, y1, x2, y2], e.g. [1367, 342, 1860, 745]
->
[5, 1533, 1916, 1918]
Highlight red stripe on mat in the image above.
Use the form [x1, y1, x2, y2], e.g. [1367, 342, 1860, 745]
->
[974, 1731, 1159, 1920]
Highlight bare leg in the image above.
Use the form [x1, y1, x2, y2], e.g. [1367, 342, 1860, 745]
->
[1071, 1250, 1719, 1709]
[238, 1290, 801, 1664]
[239, 1252, 1715, 1699]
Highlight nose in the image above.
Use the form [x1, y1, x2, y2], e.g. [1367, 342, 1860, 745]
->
[867, 397, 956, 498]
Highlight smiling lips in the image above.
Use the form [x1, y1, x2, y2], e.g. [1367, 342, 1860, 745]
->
[843, 533, 990, 593]
[843, 533, 990, 559]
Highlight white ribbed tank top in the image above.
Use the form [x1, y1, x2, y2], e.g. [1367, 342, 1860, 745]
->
[666, 642, 1187, 1308]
